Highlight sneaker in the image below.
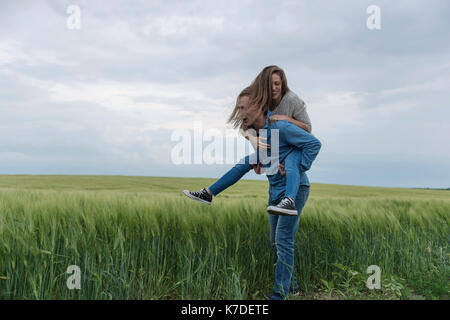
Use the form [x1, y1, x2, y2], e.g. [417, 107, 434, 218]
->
[182, 188, 212, 205]
[266, 197, 298, 216]
[291, 287, 300, 296]
[264, 292, 284, 300]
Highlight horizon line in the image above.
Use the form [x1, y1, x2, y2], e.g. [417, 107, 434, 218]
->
[1, 173, 449, 190]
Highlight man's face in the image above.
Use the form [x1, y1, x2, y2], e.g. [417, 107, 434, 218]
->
[237, 96, 260, 128]
[271, 73, 282, 104]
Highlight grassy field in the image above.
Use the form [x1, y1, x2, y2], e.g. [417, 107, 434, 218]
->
[0, 175, 448, 300]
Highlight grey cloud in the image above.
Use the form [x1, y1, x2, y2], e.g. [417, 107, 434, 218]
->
[3, 0, 449, 89]
[1, 0, 449, 187]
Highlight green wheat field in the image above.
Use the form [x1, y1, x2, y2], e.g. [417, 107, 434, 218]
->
[0, 175, 448, 300]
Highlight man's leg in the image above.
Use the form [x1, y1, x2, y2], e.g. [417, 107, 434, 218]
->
[269, 211, 299, 297]
[271, 185, 310, 298]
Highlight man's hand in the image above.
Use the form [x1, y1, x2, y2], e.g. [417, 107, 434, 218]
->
[269, 114, 290, 124]
[251, 162, 262, 174]
[279, 162, 286, 176]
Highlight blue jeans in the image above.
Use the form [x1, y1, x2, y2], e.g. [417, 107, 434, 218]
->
[268, 184, 310, 298]
[208, 150, 302, 199]
[208, 155, 253, 196]
[283, 150, 301, 200]
[209, 151, 309, 299]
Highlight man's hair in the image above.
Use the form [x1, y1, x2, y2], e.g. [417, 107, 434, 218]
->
[227, 86, 252, 129]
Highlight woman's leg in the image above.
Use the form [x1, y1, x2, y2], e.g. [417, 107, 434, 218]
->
[283, 150, 302, 201]
[270, 185, 310, 298]
[208, 154, 254, 196]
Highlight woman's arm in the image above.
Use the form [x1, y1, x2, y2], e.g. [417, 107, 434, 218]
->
[270, 92, 312, 133]
[269, 115, 311, 133]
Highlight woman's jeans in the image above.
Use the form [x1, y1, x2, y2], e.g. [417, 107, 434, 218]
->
[208, 151, 301, 199]
[208, 155, 253, 196]
[268, 185, 310, 298]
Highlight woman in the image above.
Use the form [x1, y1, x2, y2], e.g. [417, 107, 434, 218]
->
[184, 65, 312, 216]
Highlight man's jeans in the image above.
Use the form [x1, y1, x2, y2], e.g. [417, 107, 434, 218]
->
[207, 150, 310, 299]
[268, 185, 310, 298]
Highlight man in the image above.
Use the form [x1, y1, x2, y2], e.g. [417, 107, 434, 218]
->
[185, 88, 321, 299]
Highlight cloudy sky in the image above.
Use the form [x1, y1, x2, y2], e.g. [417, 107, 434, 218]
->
[1, 0, 449, 188]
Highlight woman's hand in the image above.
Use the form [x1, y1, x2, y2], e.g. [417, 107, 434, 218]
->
[279, 162, 286, 176]
[269, 114, 290, 124]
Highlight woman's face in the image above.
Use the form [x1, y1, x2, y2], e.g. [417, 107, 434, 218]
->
[271, 73, 282, 105]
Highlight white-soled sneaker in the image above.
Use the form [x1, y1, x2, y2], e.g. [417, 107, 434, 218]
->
[183, 188, 212, 205]
[267, 197, 298, 216]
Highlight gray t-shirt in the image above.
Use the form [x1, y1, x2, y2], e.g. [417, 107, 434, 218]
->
[272, 91, 312, 133]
